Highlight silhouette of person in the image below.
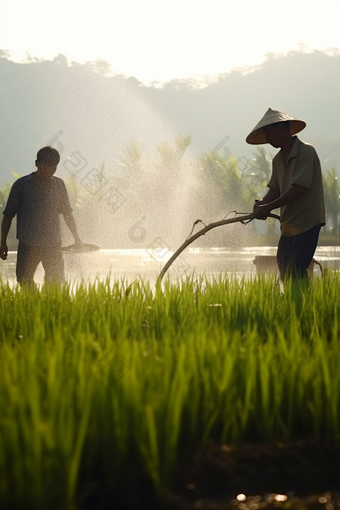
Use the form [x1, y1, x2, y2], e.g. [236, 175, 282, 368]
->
[0, 146, 83, 286]
[247, 108, 325, 281]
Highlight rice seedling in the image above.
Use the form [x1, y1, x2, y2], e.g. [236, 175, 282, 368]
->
[0, 272, 339, 509]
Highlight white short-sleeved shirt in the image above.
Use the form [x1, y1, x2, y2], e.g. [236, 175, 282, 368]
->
[267, 137, 325, 237]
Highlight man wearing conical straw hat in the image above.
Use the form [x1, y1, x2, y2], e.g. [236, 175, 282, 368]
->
[247, 108, 325, 281]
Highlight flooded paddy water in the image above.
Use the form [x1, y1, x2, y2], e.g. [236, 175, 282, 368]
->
[1, 246, 340, 286]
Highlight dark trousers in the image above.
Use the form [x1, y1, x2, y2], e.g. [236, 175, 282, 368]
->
[16, 243, 65, 286]
[277, 225, 322, 281]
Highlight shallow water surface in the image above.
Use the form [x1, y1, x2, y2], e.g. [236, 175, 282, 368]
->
[1, 246, 340, 286]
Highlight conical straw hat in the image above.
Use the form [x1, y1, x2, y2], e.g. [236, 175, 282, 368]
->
[246, 108, 306, 145]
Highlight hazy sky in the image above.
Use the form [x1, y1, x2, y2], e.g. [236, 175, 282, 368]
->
[1, 0, 339, 84]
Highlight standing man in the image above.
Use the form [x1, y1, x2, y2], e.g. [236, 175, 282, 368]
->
[0, 146, 82, 286]
[247, 108, 325, 281]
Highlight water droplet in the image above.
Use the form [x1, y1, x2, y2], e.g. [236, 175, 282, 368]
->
[237, 494, 246, 502]
[274, 495, 287, 502]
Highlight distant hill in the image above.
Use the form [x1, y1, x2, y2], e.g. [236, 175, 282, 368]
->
[0, 49, 339, 250]
[0, 49, 339, 186]
[149, 49, 340, 168]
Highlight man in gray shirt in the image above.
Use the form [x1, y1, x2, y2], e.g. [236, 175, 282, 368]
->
[0, 146, 82, 286]
[247, 108, 325, 281]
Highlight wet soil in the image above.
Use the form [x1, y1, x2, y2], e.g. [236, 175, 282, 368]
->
[77, 438, 340, 510]
[167, 438, 340, 509]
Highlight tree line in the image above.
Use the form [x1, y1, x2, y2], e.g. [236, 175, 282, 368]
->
[1, 137, 339, 249]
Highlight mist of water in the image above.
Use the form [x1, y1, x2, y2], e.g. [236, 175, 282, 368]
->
[37, 72, 246, 280]
[9, 64, 279, 283]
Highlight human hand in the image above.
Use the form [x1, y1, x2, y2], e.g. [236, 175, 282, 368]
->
[253, 204, 272, 220]
[253, 199, 263, 213]
[0, 244, 8, 260]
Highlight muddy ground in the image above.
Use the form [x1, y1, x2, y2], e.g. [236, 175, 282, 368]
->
[78, 438, 340, 510]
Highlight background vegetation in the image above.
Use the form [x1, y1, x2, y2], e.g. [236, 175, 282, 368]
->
[1, 139, 339, 249]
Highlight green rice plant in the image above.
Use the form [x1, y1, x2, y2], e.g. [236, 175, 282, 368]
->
[0, 272, 340, 509]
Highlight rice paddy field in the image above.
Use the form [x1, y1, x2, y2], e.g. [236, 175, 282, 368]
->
[0, 272, 340, 510]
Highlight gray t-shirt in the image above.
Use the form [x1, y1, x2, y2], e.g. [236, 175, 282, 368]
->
[3, 173, 73, 245]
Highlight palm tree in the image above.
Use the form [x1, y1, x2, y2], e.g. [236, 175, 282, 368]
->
[323, 168, 340, 236]
[155, 134, 191, 177]
[119, 141, 143, 176]
[244, 147, 279, 240]
[0, 175, 21, 249]
[199, 151, 257, 214]
[244, 146, 273, 196]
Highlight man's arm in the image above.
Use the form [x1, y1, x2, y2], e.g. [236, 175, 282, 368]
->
[62, 212, 82, 245]
[0, 215, 13, 260]
[254, 184, 307, 219]
[253, 187, 280, 210]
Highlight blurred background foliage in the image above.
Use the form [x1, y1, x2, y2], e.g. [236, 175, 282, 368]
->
[1, 137, 339, 249]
